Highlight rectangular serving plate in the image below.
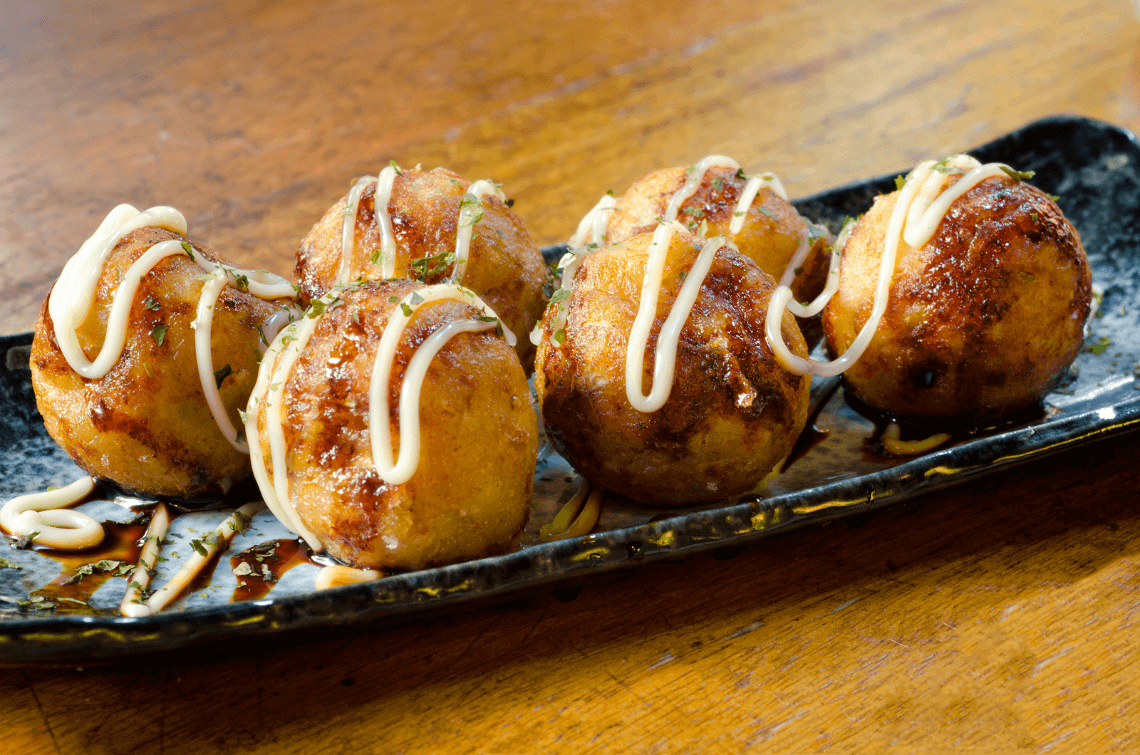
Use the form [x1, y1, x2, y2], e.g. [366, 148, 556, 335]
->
[0, 114, 1138, 664]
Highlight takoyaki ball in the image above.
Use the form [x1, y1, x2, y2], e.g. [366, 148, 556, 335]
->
[605, 164, 833, 308]
[31, 227, 284, 499]
[534, 228, 811, 506]
[262, 281, 536, 570]
[295, 167, 548, 370]
[823, 174, 1092, 427]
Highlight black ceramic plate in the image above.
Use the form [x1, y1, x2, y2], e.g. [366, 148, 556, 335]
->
[2, 115, 1138, 664]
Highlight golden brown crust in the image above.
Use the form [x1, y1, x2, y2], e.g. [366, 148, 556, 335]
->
[535, 229, 811, 506]
[30, 227, 283, 499]
[262, 280, 536, 570]
[605, 164, 831, 305]
[822, 175, 1092, 426]
[295, 167, 549, 371]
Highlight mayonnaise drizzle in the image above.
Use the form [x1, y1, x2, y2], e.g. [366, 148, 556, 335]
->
[48, 205, 296, 462]
[626, 221, 729, 412]
[530, 193, 619, 349]
[248, 283, 513, 548]
[452, 180, 507, 283]
[765, 155, 1019, 377]
[568, 192, 618, 250]
[0, 476, 100, 550]
[341, 167, 399, 281]
[50, 205, 186, 377]
[543, 156, 792, 406]
[339, 167, 505, 286]
[369, 285, 510, 485]
[130, 501, 265, 617]
[665, 154, 788, 236]
[120, 502, 170, 617]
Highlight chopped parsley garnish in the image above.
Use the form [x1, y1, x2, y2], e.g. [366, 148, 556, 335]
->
[143, 296, 161, 311]
[411, 251, 458, 280]
[230, 510, 252, 535]
[180, 241, 195, 260]
[14, 532, 39, 549]
[894, 175, 906, 191]
[458, 193, 485, 228]
[1000, 166, 1036, 182]
[306, 300, 327, 319]
[62, 559, 130, 585]
[1089, 336, 1112, 354]
[505, 198, 515, 208]
[400, 303, 413, 317]
[150, 323, 167, 346]
[0, 557, 21, 570]
[389, 159, 402, 175]
[17, 595, 55, 612]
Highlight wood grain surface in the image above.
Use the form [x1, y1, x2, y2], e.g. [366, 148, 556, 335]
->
[2, 0, 1140, 752]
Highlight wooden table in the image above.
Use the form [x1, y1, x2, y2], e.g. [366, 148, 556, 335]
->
[3, 0, 1140, 751]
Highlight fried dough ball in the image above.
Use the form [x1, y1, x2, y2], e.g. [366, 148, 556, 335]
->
[605, 164, 832, 308]
[295, 166, 548, 370]
[256, 281, 536, 570]
[822, 173, 1092, 427]
[31, 227, 284, 499]
[535, 228, 811, 506]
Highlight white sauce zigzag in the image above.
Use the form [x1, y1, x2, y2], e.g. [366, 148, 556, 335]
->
[764, 154, 1018, 377]
[545, 155, 792, 412]
[3, 206, 295, 554]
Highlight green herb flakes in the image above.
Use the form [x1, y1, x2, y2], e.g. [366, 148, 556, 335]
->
[1089, 336, 1112, 355]
[1000, 166, 1036, 182]
[459, 193, 485, 228]
[14, 532, 39, 549]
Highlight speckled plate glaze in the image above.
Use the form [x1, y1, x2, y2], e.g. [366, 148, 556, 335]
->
[2, 115, 1139, 665]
